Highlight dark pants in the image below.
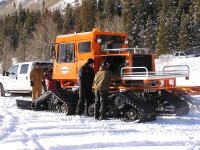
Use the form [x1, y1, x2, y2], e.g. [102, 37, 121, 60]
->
[94, 90, 108, 119]
[76, 87, 94, 116]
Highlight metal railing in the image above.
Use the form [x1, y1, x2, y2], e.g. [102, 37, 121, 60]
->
[104, 48, 150, 54]
[121, 65, 189, 80]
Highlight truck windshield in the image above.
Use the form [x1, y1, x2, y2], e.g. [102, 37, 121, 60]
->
[57, 43, 75, 63]
[99, 35, 122, 52]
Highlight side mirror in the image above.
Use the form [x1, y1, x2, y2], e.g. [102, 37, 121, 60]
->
[49, 44, 56, 59]
[2, 70, 5, 76]
[5, 71, 10, 76]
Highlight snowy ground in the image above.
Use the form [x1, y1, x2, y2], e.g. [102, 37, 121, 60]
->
[0, 94, 200, 150]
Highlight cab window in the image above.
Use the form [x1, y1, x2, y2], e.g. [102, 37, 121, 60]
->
[57, 43, 75, 63]
[99, 35, 122, 52]
[78, 42, 91, 53]
[20, 64, 29, 74]
[8, 65, 19, 75]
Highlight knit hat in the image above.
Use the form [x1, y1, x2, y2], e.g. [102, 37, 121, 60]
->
[87, 58, 95, 64]
[102, 60, 111, 66]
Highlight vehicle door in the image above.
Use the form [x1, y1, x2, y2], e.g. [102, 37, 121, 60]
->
[16, 63, 31, 91]
[77, 41, 93, 73]
[3, 64, 19, 91]
[54, 42, 77, 80]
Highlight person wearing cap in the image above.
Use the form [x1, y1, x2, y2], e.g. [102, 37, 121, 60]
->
[76, 58, 95, 116]
[93, 60, 112, 120]
[30, 62, 45, 101]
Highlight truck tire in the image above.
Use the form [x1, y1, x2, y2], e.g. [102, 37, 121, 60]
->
[0, 83, 5, 97]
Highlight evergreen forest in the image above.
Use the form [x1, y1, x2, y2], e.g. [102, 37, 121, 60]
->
[0, 0, 200, 70]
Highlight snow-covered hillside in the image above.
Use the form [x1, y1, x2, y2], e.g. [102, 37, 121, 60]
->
[0, 0, 76, 15]
[0, 94, 200, 149]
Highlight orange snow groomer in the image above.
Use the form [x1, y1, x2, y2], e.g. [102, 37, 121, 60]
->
[30, 62, 45, 101]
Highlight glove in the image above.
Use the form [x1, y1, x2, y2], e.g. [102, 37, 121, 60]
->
[30, 81, 34, 86]
[42, 80, 46, 86]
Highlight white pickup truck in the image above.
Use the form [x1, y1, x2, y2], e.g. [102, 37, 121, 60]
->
[0, 61, 52, 96]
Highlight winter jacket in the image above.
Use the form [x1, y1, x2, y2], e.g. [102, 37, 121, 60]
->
[44, 69, 53, 80]
[30, 67, 44, 83]
[44, 69, 56, 90]
[93, 66, 112, 91]
[78, 63, 95, 89]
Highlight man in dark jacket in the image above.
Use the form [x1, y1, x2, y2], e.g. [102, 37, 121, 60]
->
[76, 58, 95, 116]
[93, 60, 112, 120]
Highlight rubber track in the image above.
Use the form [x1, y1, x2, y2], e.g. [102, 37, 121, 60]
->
[33, 89, 78, 115]
[160, 89, 190, 116]
[117, 91, 157, 122]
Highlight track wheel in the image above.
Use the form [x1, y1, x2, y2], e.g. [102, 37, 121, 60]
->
[48, 103, 53, 111]
[126, 107, 138, 121]
[106, 105, 116, 118]
[61, 103, 69, 113]
[88, 103, 95, 117]
[53, 104, 62, 112]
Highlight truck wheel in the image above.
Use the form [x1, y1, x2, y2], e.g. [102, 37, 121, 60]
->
[88, 103, 95, 117]
[0, 83, 5, 97]
[106, 105, 116, 118]
[126, 107, 138, 121]
[61, 103, 69, 113]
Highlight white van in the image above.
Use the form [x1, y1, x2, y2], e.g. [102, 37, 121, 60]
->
[0, 61, 52, 96]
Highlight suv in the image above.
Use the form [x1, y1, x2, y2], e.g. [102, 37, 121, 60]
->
[0, 61, 52, 96]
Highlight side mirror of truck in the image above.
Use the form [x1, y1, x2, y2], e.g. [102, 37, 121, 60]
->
[49, 44, 56, 59]
[2, 70, 5, 76]
[5, 71, 10, 76]
[2, 71, 10, 76]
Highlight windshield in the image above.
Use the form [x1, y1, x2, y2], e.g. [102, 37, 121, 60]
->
[99, 35, 122, 52]
[57, 43, 75, 63]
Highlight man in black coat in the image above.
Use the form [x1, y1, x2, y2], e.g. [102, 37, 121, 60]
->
[76, 58, 95, 116]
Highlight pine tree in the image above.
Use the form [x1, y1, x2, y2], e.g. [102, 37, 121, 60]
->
[191, 0, 200, 47]
[156, 9, 169, 55]
[52, 10, 63, 34]
[178, 13, 189, 51]
[144, 15, 155, 51]
[95, 0, 105, 29]
[63, 4, 75, 33]
[80, 0, 97, 31]
[104, 0, 115, 17]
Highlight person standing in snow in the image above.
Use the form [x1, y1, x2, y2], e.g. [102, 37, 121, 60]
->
[93, 60, 112, 120]
[44, 64, 57, 91]
[30, 62, 45, 101]
[76, 58, 95, 116]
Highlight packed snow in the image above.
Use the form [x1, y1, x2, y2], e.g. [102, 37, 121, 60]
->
[0, 94, 200, 150]
[0, 57, 200, 149]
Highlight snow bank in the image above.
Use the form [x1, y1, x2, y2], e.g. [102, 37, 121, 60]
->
[0, 95, 200, 149]
[156, 57, 200, 86]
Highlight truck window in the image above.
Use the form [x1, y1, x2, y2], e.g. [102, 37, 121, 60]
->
[20, 64, 29, 74]
[99, 35, 122, 52]
[57, 43, 75, 63]
[180, 52, 186, 56]
[175, 53, 179, 56]
[78, 42, 91, 53]
[8, 65, 19, 75]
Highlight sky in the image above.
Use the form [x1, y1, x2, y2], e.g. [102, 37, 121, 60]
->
[0, 57, 200, 150]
